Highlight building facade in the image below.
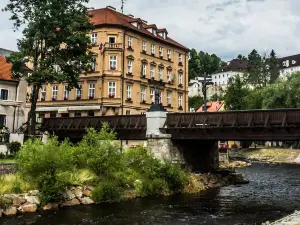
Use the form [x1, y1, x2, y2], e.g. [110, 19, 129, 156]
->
[0, 56, 29, 132]
[278, 54, 300, 77]
[188, 76, 213, 98]
[31, 6, 189, 119]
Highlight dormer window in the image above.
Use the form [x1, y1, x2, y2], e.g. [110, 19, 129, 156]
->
[152, 29, 157, 35]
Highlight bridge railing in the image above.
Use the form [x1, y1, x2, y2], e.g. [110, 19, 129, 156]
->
[163, 109, 300, 129]
[40, 114, 147, 132]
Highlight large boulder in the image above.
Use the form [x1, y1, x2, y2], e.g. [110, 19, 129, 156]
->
[12, 196, 27, 207]
[61, 198, 80, 207]
[28, 190, 40, 196]
[227, 173, 249, 184]
[3, 206, 17, 216]
[82, 189, 92, 198]
[80, 197, 94, 205]
[73, 188, 83, 198]
[19, 203, 37, 213]
[62, 189, 75, 200]
[43, 203, 59, 211]
[25, 195, 41, 205]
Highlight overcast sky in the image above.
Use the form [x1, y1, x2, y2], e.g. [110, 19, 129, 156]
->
[0, 0, 299, 60]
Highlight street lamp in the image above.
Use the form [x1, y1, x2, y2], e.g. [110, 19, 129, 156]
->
[200, 72, 214, 112]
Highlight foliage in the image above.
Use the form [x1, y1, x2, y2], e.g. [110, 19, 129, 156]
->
[7, 141, 21, 155]
[188, 95, 204, 111]
[92, 181, 124, 203]
[4, 0, 95, 134]
[0, 174, 35, 195]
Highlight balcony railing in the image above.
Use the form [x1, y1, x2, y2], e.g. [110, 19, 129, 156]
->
[104, 43, 123, 49]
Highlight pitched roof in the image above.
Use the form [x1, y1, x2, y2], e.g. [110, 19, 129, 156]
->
[278, 54, 300, 70]
[0, 56, 31, 81]
[89, 7, 189, 51]
[220, 59, 248, 72]
[197, 101, 224, 112]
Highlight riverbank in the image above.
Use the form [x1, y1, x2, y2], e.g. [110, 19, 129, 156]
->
[230, 148, 300, 164]
[264, 210, 300, 225]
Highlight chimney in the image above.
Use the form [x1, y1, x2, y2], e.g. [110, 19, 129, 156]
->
[106, 6, 116, 11]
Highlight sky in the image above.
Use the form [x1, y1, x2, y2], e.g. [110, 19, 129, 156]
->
[0, 0, 300, 60]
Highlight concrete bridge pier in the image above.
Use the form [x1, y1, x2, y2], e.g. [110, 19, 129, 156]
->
[145, 111, 219, 172]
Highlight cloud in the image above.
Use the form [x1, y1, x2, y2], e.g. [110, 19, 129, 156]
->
[0, 0, 299, 60]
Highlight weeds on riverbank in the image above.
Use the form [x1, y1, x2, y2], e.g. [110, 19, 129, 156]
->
[1, 123, 189, 205]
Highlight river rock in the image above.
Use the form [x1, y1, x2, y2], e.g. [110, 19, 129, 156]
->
[25, 195, 41, 205]
[43, 203, 59, 211]
[19, 203, 37, 213]
[85, 186, 94, 191]
[28, 190, 40, 196]
[80, 197, 94, 205]
[12, 196, 27, 207]
[61, 198, 80, 207]
[3, 206, 17, 216]
[3, 194, 17, 201]
[62, 189, 75, 200]
[82, 189, 92, 197]
[73, 188, 83, 198]
[209, 175, 219, 185]
[228, 173, 249, 184]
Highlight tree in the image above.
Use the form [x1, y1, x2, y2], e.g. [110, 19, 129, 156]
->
[237, 54, 247, 60]
[188, 49, 199, 80]
[188, 95, 204, 111]
[267, 49, 279, 83]
[4, 0, 94, 134]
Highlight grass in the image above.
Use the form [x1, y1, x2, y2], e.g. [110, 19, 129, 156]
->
[0, 159, 17, 164]
[0, 174, 36, 194]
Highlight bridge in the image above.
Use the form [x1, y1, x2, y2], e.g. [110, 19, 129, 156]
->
[41, 108, 300, 141]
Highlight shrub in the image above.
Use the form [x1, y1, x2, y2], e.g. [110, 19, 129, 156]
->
[0, 174, 35, 194]
[136, 178, 168, 196]
[92, 181, 124, 203]
[7, 141, 21, 155]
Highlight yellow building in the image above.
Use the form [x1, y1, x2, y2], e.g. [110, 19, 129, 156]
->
[28, 6, 189, 119]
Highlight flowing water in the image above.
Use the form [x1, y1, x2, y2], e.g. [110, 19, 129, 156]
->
[2, 163, 300, 225]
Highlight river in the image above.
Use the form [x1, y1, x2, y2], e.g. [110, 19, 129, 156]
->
[2, 163, 300, 225]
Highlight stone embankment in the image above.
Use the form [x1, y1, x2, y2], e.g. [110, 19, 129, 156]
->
[0, 172, 249, 218]
[0, 164, 16, 175]
[263, 210, 300, 225]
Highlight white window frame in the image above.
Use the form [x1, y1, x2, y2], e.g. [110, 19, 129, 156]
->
[167, 91, 172, 105]
[150, 65, 155, 78]
[159, 47, 163, 57]
[64, 85, 69, 99]
[41, 86, 46, 100]
[109, 56, 117, 70]
[141, 86, 146, 102]
[0, 89, 8, 101]
[88, 83, 95, 98]
[108, 36, 116, 44]
[167, 70, 171, 81]
[178, 94, 182, 107]
[159, 67, 163, 80]
[76, 84, 82, 98]
[150, 89, 155, 103]
[52, 86, 58, 100]
[128, 36, 133, 47]
[127, 59, 133, 73]
[178, 72, 183, 85]
[91, 57, 96, 72]
[167, 49, 171, 59]
[126, 85, 132, 99]
[151, 44, 155, 55]
[108, 82, 116, 97]
[142, 41, 147, 51]
[179, 53, 182, 62]
[91, 32, 97, 44]
[142, 64, 147, 76]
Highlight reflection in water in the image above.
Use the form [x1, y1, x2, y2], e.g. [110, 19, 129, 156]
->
[1, 163, 300, 225]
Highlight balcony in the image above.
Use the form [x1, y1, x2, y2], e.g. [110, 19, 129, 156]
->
[104, 43, 123, 51]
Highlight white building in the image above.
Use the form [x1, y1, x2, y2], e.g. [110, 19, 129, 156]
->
[188, 76, 213, 97]
[278, 54, 300, 77]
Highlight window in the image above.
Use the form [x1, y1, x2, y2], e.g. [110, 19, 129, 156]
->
[141, 86, 146, 102]
[178, 94, 182, 107]
[128, 36, 133, 47]
[88, 83, 95, 98]
[142, 41, 147, 51]
[167, 91, 172, 105]
[91, 58, 96, 72]
[167, 49, 171, 59]
[127, 85, 132, 99]
[179, 53, 182, 62]
[159, 47, 163, 57]
[142, 64, 147, 76]
[178, 72, 183, 85]
[61, 113, 69, 118]
[127, 59, 133, 73]
[223, 74, 224, 78]
[64, 85, 69, 99]
[150, 88, 155, 103]
[159, 67, 163, 80]
[41, 86, 46, 100]
[75, 111, 81, 117]
[91, 32, 97, 44]
[0, 89, 8, 100]
[50, 112, 56, 118]
[159, 90, 162, 104]
[151, 44, 155, 55]
[108, 82, 116, 97]
[88, 111, 94, 117]
[108, 36, 116, 43]
[150, 65, 155, 78]
[109, 56, 117, 70]
[52, 86, 58, 100]
[152, 29, 157, 35]
[167, 70, 171, 81]
[76, 84, 82, 98]
[126, 110, 131, 115]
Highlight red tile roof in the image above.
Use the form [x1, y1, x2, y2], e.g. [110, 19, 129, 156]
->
[0, 56, 31, 81]
[197, 101, 225, 112]
[89, 7, 189, 51]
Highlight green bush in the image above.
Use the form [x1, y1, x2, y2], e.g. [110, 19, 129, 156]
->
[7, 141, 21, 155]
[137, 178, 168, 196]
[92, 181, 124, 203]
